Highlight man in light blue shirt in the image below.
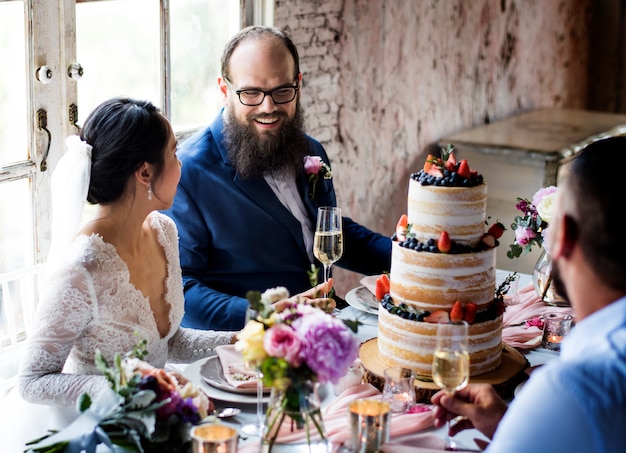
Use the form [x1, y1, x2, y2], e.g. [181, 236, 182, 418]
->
[432, 136, 626, 452]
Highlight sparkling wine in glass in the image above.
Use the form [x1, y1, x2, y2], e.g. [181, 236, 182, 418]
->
[313, 207, 343, 297]
[432, 321, 469, 451]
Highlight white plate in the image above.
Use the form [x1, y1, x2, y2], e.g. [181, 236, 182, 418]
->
[184, 357, 270, 404]
[200, 355, 270, 395]
[345, 286, 379, 315]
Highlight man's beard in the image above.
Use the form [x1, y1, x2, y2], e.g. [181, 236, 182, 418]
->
[550, 258, 570, 304]
[223, 102, 310, 179]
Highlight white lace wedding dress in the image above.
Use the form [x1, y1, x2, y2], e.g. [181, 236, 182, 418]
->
[2, 212, 233, 450]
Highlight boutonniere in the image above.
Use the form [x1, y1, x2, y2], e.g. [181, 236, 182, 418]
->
[304, 155, 332, 199]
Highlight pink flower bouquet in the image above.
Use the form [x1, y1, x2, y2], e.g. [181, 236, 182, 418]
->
[508, 186, 558, 258]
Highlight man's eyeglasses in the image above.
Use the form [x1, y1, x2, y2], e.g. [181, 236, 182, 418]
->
[224, 78, 299, 106]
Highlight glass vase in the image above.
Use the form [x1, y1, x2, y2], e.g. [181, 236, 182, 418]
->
[532, 249, 569, 307]
[262, 379, 330, 453]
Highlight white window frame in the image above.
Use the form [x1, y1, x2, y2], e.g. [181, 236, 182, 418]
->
[0, 0, 273, 395]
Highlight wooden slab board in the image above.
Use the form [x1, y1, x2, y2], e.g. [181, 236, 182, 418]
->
[359, 338, 529, 403]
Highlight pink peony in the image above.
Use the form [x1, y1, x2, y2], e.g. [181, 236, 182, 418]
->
[304, 155, 323, 175]
[514, 225, 536, 246]
[294, 313, 359, 384]
[264, 323, 302, 366]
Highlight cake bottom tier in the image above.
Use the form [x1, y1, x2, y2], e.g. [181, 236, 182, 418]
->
[377, 308, 503, 377]
[359, 338, 528, 403]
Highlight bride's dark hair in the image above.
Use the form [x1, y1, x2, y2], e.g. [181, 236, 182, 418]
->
[81, 97, 170, 204]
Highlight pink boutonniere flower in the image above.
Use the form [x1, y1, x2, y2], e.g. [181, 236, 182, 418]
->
[304, 155, 332, 199]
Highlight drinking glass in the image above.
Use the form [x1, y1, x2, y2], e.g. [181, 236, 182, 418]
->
[313, 206, 343, 297]
[432, 321, 469, 451]
[240, 362, 265, 436]
[382, 367, 416, 413]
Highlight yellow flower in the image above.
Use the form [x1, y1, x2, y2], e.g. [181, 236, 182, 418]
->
[235, 320, 267, 363]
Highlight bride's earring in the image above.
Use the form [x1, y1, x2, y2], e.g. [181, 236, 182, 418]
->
[147, 183, 153, 201]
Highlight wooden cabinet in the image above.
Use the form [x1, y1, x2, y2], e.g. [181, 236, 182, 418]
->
[438, 108, 626, 274]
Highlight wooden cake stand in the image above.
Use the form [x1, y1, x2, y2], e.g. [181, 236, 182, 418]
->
[359, 338, 529, 403]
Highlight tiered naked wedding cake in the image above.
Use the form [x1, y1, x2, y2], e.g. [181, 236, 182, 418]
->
[377, 149, 506, 377]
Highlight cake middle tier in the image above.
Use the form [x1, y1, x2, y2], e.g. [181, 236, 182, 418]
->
[390, 243, 496, 313]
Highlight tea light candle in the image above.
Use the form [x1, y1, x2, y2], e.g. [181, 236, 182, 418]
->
[547, 334, 563, 344]
[349, 399, 391, 453]
[541, 312, 573, 351]
[190, 424, 238, 453]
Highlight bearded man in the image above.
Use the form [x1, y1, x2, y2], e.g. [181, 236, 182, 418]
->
[164, 26, 391, 331]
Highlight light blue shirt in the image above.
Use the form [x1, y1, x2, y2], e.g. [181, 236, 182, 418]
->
[487, 296, 626, 453]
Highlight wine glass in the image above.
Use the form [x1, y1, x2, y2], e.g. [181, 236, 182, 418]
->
[432, 321, 469, 451]
[313, 206, 343, 298]
[240, 361, 265, 436]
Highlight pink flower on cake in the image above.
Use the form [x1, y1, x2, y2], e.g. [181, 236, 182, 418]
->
[508, 186, 559, 258]
[304, 155, 332, 199]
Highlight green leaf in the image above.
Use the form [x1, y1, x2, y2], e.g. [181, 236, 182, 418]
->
[341, 319, 361, 333]
[77, 392, 92, 412]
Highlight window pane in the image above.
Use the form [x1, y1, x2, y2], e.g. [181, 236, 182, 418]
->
[170, 0, 240, 131]
[0, 179, 33, 274]
[0, 1, 27, 166]
[76, 0, 160, 119]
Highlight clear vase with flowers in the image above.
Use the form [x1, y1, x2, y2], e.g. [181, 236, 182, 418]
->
[508, 186, 568, 306]
[236, 287, 359, 452]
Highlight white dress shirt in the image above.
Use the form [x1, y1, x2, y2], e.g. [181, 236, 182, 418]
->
[264, 172, 315, 262]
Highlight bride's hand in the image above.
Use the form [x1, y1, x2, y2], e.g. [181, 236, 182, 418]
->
[272, 278, 336, 313]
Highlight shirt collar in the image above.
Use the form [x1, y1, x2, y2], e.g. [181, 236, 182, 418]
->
[560, 295, 626, 360]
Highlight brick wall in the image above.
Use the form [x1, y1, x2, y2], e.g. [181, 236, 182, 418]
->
[275, 0, 591, 295]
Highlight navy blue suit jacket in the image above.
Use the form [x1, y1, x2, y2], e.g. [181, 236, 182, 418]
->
[164, 111, 391, 330]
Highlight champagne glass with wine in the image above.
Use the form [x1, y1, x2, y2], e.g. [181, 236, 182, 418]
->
[313, 206, 343, 297]
[432, 321, 469, 451]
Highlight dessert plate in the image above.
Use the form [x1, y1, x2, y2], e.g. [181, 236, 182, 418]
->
[345, 286, 379, 315]
[200, 355, 270, 395]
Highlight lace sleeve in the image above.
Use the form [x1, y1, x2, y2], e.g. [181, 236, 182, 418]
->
[167, 327, 235, 363]
[18, 261, 109, 406]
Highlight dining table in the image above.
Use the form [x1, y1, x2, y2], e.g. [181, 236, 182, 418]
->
[180, 270, 572, 452]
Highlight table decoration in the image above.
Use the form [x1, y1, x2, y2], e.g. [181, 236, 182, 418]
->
[541, 312, 573, 351]
[348, 398, 391, 452]
[507, 185, 568, 306]
[502, 283, 574, 349]
[190, 424, 238, 453]
[25, 339, 210, 453]
[236, 286, 360, 452]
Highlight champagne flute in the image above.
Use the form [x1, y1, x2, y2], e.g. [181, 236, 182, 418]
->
[240, 361, 265, 436]
[432, 321, 469, 451]
[313, 206, 343, 298]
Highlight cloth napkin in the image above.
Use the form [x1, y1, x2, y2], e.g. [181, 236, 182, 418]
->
[501, 283, 574, 349]
[360, 275, 379, 295]
[237, 384, 434, 453]
[214, 345, 257, 389]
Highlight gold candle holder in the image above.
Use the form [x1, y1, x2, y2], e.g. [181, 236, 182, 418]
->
[348, 399, 391, 453]
[190, 424, 238, 453]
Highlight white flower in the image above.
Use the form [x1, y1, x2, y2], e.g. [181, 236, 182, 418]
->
[261, 286, 290, 304]
[532, 186, 558, 223]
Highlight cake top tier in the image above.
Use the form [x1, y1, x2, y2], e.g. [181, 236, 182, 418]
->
[411, 144, 484, 188]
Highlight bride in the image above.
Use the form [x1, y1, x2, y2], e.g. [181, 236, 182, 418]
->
[4, 97, 333, 450]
